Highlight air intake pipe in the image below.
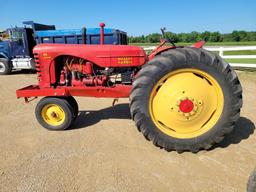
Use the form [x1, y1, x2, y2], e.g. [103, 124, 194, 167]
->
[99, 22, 105, 45]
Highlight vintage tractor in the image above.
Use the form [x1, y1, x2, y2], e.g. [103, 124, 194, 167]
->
[16, 23, 243, 152]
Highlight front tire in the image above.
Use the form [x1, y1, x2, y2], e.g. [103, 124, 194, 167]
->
[130, 47, 242, 152]
[64, 96, 79, 119]
[0, 58, 12, 75]
[35, 97, 74, 130]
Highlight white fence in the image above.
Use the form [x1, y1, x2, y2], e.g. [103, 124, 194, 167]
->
[142, 46, 256, 69]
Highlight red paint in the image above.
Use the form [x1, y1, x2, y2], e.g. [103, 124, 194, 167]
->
[33, 44, 146, 88]
[179, 99, 194, 113]
[99, 22, 105, 45]
[193, 41, 206, 48]
[16, 85, 132, 99]
[16, 30, 204, 101]
[84, 62, 92, 74]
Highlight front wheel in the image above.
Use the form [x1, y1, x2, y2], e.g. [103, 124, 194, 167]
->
[0, 58, 12, 75]
[35, 97, 74, 130]
[130, 47, 242, 152]
[64, 96, 79, 119]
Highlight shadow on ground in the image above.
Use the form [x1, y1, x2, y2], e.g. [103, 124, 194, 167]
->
[210, 117, 255, 150]
[9, 69, 36, 75]
[70, 103, 131, 129]
[70, 105, 255, 149]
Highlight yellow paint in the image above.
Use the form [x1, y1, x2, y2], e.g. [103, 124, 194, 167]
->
[41, 104, 65, 126]
[149, 68, 224, 139]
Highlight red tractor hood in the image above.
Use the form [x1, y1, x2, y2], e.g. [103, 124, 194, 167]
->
[33, 44, 147, 67]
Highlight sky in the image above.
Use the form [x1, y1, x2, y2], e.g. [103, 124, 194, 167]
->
[0, 0, 255, 36]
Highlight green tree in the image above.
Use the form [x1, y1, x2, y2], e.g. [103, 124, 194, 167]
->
[247, 32, 256, 41]
[128, 30, 256, 43]
[200, 31, 211, 41]
[209, 32, 222, 42]
[231, 31, 240, 41]
[222, 33, 233, 42]
[165, 32, 179, 43]
[146, 33, 161, 43]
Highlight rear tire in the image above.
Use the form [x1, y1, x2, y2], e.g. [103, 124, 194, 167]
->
[0, 58, 12, 75]
[130, 47, 242, 152]
[248, 169, 256, 192]
[35, 97, 74, 130]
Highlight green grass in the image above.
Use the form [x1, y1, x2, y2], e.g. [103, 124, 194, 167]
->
[224, 50, 256, 55]
[225, 59, 256, 64]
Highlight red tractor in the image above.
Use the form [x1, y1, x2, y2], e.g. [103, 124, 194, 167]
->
[16, 23, 243, 152]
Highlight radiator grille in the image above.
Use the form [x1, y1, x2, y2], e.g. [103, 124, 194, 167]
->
[33, 53, 41, 81]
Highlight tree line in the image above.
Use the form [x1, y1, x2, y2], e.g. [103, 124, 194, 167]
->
[128, 31, 256, 43]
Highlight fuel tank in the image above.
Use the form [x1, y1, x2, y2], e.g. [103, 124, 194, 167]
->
[33, 44, 147, 67]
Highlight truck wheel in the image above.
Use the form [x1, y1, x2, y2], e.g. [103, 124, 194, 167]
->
[248, 169, 256, 192]
[130, 47, 242, 152]
[0, 58, 12, 75]
[64, 96, 79, 119]
[35, 97, 74, 130]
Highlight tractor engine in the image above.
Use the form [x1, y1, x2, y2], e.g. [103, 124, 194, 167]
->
[33, 44, 147, 88]
[56, 56, 137, 87]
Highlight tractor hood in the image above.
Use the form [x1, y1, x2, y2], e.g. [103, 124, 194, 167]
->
[33, 44, 147, 68]
[0, 41, 10, 58]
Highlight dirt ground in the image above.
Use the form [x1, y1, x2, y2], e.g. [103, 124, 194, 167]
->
[0, 71, 255, 192]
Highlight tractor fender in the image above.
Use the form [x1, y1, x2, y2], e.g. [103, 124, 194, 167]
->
[148, 46, 175, 60]
[192, 41, 206, 48]
[148, 41, 206, 60]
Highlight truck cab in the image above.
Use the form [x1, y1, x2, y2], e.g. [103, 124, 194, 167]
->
[6, 27, 36, 58]
[0, 27, 36, 74]
[0, 22, 55, 74]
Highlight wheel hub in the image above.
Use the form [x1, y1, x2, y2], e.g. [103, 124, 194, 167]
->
[176, 97, 202, 118]
[41, 104, 65, 126]
[50, 111, 58, 118]
[179, 98, 194, 113]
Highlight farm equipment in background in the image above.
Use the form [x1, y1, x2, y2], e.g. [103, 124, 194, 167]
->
[0, 21, 127, 75]
[16, 23, 243, 152]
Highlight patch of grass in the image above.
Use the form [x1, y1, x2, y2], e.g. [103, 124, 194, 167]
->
[224, 50, 256, 55]
[203, 41, 256, 46]
[225, 59, 256, 64]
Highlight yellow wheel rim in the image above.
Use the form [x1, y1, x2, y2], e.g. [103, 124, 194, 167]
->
[41, 104, 66, 126]
[149, 68, 224, 139]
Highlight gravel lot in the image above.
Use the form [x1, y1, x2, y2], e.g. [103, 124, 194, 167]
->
[0, 71, 255, 192]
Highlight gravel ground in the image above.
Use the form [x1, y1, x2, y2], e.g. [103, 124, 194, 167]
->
[0, 71, 255, 192]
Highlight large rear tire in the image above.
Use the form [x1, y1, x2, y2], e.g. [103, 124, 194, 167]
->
[0, 58, 12, 75]
[130, 47, 242, 152]
[248, 169, 256, 192]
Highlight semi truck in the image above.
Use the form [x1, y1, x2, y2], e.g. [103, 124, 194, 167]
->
[0, 21, 127, 75]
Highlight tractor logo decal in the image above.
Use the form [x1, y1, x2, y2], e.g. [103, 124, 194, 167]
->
[117, 57, 132, 64]
[42, 53, 52, 59]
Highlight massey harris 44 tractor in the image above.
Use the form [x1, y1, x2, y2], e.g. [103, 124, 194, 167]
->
[16, 24, 243, 152]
